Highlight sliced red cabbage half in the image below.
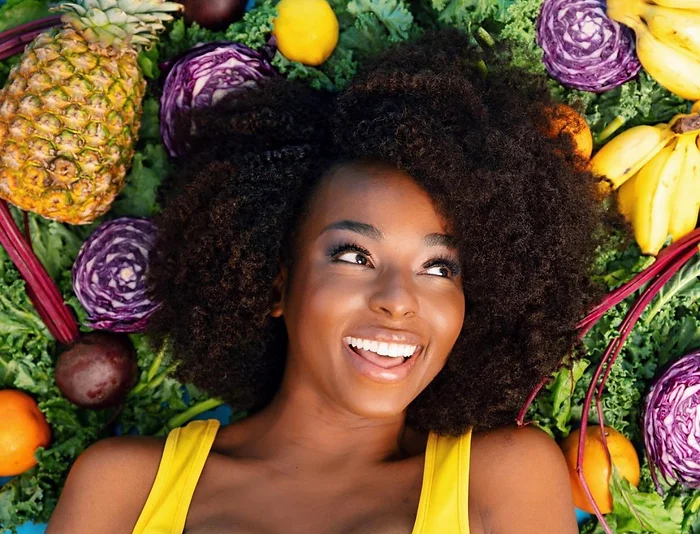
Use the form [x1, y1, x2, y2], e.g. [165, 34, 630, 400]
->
[643, 351, 700, 492]
[72, 217, 160, 333]
[536, 0, 641, 92]
[160, 41, 277, 158]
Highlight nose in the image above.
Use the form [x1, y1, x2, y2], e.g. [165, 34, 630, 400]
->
[368, 267, 419, 319]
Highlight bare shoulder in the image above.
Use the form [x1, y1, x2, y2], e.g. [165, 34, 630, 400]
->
[470, 424, 568, 494]
[471, 423, 564, 461]
[469, 425, 578, 534]
[46, 435, 166, 534]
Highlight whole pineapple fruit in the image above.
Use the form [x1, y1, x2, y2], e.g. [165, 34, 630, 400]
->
[0, 0, 183, 224]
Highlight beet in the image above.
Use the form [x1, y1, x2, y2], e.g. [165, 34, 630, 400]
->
[183, 0, 246, 31]
[55, 333, 138, 410]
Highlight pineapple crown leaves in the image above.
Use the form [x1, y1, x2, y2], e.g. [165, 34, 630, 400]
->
[51, 0, 183, 49]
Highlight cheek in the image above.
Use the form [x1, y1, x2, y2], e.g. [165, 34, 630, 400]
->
[424, 290, 465, 359]
[287, 269, 366, 335]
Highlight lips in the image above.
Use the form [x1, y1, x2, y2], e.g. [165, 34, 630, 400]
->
[341, 328, 424, 383]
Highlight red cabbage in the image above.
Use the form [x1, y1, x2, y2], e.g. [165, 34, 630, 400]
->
[643, 351, 700, 492]
[160, 41, 277, 158]
[72, 217, 160, 333]
[536, 0, 641, 92]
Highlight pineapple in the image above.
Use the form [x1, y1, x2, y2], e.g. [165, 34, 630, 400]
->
[0, 0, 183, 224]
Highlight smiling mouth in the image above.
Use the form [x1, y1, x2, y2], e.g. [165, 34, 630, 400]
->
[342, 337, 421, 369]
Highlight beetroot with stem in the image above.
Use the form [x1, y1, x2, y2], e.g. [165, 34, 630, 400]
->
[0, 200, 141, 410]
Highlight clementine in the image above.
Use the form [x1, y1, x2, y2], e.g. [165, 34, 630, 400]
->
[560, 425, 640, 514]
[0, 389, 52, 476]
[542, 103, 594, 161]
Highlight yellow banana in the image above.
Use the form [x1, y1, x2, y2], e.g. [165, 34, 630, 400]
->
[647, 0, 700, 9]
[636, 3, 700, 57]
[607, 0, 644, 23]
[589, 124, 674, 189]
[634, 139, 684, 255]
[623, 16, 700, 101]
[669, 134, 700, 241]
[617, 172, 638, 222]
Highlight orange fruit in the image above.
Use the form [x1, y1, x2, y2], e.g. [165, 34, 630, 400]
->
[0, 389, 51, 476]
[560, 426, 640, 514]
[542, 103, 594, 161]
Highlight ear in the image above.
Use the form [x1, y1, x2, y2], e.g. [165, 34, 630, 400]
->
[269, 266, 288, 318]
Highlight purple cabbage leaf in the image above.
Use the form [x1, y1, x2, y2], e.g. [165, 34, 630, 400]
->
[160, 41, 277, 158]
[643, 351, 700, 492]
[536, 0, 641, 92]
[72, 217, 160, 333]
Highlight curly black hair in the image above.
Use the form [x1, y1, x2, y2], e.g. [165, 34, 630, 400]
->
[147, 28, 610, 435]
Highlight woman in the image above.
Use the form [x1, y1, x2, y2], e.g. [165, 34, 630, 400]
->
[47, 29, 608, 533]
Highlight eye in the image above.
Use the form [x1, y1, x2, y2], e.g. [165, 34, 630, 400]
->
[425, 265, 451, 277]
[337, 251, 369, 265]
[423, 258, 461, 278]
[328, 243, 373, 267]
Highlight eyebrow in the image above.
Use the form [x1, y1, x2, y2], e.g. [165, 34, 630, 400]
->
[321, 220, 382, 240]
[424, 232, 457, 248]
[320, 220, 457, 248]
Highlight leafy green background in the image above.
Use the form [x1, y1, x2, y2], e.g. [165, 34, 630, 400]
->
[0, 0, 699, 532]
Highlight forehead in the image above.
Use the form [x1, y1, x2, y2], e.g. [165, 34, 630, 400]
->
[303, 163, 450, 237]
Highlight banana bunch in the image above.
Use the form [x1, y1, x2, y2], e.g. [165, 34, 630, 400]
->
[591, 114, 700, 255]
[607, 0, 700, 100]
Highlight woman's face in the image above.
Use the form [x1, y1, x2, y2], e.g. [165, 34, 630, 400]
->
[274, 164, 465, 419]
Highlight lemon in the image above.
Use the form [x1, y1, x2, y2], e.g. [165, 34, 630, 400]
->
[274, 0, 339, 66]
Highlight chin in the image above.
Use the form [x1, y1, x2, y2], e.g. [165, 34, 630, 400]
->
[336, 386, 414, 421]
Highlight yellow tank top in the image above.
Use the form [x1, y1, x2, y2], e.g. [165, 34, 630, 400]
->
[132, 419, 472, 534]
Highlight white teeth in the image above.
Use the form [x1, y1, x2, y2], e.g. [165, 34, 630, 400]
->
[343, 337, 418, 358]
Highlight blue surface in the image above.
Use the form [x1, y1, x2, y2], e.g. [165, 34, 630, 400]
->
[576, 508, 592, 525]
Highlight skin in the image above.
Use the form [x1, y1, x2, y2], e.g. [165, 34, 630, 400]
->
[47, 164, 577, 534]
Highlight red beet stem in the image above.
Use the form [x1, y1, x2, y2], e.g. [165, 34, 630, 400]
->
[0, 29, 55, 61]
[0, 201, 78, 345]
[0, 15, 62, 43]
[516, 374, 549, 426]
[0, 15, 63, 61]
[578, 229, 700, 334]
[575, 331, 615, 531]
[22, 211, 30, 248]
[0, 44, 27, 61]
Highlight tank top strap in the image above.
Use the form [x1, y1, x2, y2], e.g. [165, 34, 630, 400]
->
[132, 419, 221, 534]
[412, 427, 472, 534]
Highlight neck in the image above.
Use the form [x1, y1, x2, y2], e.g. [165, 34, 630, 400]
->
[236, 373, 409, 474]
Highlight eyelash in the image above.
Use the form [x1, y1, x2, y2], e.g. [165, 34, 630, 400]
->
[424, 257, 462, 278]
[328, 242, 372, 262]
[327, 242, 461, 278]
